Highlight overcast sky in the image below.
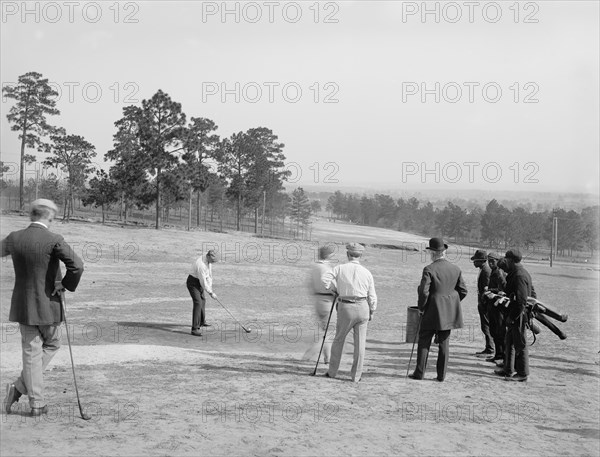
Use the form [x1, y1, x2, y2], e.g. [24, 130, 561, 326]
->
[1, 1, 598, 194]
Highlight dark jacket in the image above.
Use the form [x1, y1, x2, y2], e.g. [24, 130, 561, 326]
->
[505, 264, 536, 321]
[477, 262, 491, 304]
[488, 267, 507, 293]
[1, 224, 84, 325]
[418, 258, 468, 331]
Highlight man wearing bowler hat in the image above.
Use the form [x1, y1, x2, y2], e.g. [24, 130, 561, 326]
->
[501, 249, 536, 382]
[2, 199, 84, 416]
[187, 250, 219, 336]
[471, 249, 493, 357]
[322, 242, 377, 383]
[409, 238, 467, 382]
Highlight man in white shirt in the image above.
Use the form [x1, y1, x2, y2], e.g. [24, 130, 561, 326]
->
[187, 250, 218, 336]
[322, 243, 377, 383]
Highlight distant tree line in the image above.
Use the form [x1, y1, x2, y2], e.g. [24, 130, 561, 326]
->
[325, 191, 599, 256]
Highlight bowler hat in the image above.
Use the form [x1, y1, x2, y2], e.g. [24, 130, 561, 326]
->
[487, 252, 500, 260]
[425, 237, 448, 251]
[505, 249, 522, 263]
[346, 242, 365, 254]
[470, 250, 488, 261]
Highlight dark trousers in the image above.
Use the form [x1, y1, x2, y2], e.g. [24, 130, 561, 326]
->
[187, 275, 206, 330]
[413, 329, 451, 381]
[478, 302, 494, 352]
[505, 314, 529, 376]
[488, 305, 506, 359]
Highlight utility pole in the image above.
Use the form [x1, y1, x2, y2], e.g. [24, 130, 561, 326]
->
[550, 210, 558, 267]
[553, 215, 558, 265]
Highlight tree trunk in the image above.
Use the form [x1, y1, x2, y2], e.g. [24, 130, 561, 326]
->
[19, 120, 27, 213]
[197, 190, 201, 227]
[155, 168, 161, 230]
[236, 193, 241, 231]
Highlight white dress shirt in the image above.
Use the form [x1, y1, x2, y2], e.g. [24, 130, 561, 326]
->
[323, 259, 377, 311]
[190, 255, 213, 294]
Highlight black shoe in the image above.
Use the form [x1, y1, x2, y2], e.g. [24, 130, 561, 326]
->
[408, 373, 423, 380]
[4, 384, 22, 414]
[486, 355, 503, 362]
[505, 374, 528, 382]
[191, 329, 203, 337]
[494, 368, 514, 377]
[324, 372, 332, 378]
[30, 405, 48, 416]
[475, 350, 494, 358]
[436, 378, 444, 382]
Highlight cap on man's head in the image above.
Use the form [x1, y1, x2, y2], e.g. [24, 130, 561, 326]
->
[487, 252, 501, 261]
[319, 245, 335, 260]
[207, 250, 218, 262]
[346, 242, 365, 254]
[505, 249, 522, 263]
[470, 250, 488, 261]
[31, 199, 58, 214]
[425, 237, 448, 251]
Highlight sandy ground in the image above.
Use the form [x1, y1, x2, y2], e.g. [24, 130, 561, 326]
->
[1, 214, 599, 456]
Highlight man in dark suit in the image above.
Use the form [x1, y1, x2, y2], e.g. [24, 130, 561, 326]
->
[409, 238, 467, 382]
[2, 199, 84, 416]
[485, 252, 507, 363]
[501, 249, 535, 382]
[471, 249, 493, 357]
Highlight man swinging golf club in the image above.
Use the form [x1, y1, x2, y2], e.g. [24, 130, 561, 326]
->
[187, 249, 218, 336]
[408, 238, 467, 382]
[322, 243, 377, 383]
[2, 199, 84, 416]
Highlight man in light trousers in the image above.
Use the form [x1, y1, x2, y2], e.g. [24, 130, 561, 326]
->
[2, 199, 84, 416]
[322, 243, 377, 383]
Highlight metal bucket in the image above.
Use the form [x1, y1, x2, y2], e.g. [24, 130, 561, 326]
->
[405, 306, 420, 343]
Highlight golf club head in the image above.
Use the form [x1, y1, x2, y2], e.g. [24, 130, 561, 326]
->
[81, 413, 91, 421]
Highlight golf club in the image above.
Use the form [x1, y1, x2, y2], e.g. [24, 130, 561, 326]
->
[58, 289, 91, 421]
[311, 295, 338, 376]
[405, 311, 423, 379]
[214, 296, 251, 333]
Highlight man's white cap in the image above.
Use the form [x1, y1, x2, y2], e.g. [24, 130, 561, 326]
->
[31, 199, 58, 213]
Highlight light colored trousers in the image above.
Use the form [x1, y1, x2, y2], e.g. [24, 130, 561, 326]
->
[14, 324, 61, 408]
[302, 296, 337, 362]
[327, 300, 369, 382]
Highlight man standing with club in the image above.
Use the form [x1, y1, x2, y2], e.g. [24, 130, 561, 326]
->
[2, 199, 84, 416]
[409, 238, 467, 382]
[472, 249, 493, 357]
[187, 249, 218, 336]
[303, 245, 337, 363]
[322, 243, 376, 383]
